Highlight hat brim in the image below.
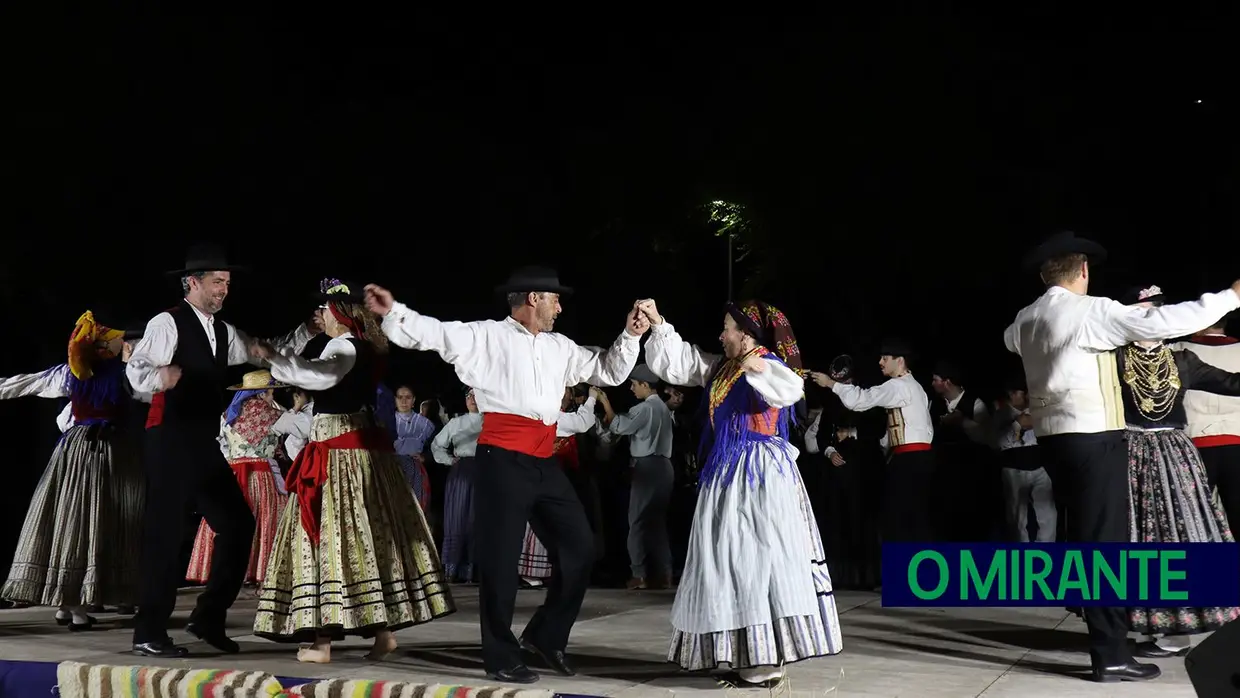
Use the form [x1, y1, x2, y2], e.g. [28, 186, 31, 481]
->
[494, 283, 574, 297]
[1021, 237, 1108, 273]
[227, 381, 290, 391]
[165, 264, 249, 276]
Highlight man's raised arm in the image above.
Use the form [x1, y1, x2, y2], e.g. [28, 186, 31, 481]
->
[365, 284, 487, 377]
[1079, 284, 1240, 352]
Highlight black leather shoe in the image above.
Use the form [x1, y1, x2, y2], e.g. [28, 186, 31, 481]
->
[132, 639, 189, 658]
[185, 622, 240, 654]
[68, 617, 97, 632]
[485, 665, 539, 684]
[1132, 640, 1191, 658]
[520, 637, 576, 676]
[1092, 661, 1161, 682]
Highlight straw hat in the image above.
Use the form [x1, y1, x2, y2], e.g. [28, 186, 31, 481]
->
[227, 369, 288, 391]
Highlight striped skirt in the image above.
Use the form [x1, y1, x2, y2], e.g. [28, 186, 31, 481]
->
[668, 440, 843, 671]
[1127, 428, 1240, 634]
[397, 454, 431, 511]
[254, 412, 454, 642]
[186, 458, 288, 585]
[1, 423, 144, 608]
[517, 524, 552, 580]
[441, 456, 476, 582]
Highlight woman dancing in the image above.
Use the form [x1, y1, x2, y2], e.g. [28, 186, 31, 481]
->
[637, 298, 842, 688]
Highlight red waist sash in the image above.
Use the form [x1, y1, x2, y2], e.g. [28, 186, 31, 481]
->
[892, 442, 932, 455]
[230, 457, 273, 508]
[284, 427, 392, 547]
[1194, 434, 1240, 449]
[553, 435, 579, 469]
[477, 413, 557, 459]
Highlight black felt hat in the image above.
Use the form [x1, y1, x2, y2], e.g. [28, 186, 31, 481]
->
[1021, 231, 1108, 274]
[494, 266, 574, 297]
[879, 338, 916, 360]
[165, 242, 248, 276]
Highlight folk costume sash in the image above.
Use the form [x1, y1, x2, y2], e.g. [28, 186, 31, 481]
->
[477, 413, 557, 458]
[231, 457, 275, 509]
[284, 426, 391, 546]
[553, 435, 580, 469]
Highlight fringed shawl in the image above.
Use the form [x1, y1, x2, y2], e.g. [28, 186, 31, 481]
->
[695, 347, 797, 488]
[64, 357, 125, 411]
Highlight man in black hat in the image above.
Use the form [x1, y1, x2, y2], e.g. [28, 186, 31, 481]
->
[1005, 230, 1240, 683]
[811, 339, 935, 542]
[364, 266, 646, 684]
[125, 243, 320, 658]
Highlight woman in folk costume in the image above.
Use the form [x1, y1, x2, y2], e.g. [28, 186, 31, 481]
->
[376, 383, 437, 510]
[636, 299, 842, 688]
[186, 369, 290, 588]
[517, 387, 598, 587]
[430, 386, 483, 583]
[251, 280, 453, 663]
[0, 311, 145, 629]
[1116, 284, 1240, 658]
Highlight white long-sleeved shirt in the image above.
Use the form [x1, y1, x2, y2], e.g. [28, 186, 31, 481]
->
[267, 333, 357, 392]
[557, 396, 597, 437]
[833, 373, 934, 448]
[641, 321, 805, 409]
[1, 363, 150, 418]
[994, 405, 1037, 450]
[609, 393, 674, 458]
[271, 401, 314, 460]
[1169, 335, 1240, 441]
[380, 302, 641, 426]
[126, 300, 314, 394]
[1004, 286, 1240, 436]
[56, 402, 74, 432]
[431, 412, 485, 465]
[803, 409, 842, 459]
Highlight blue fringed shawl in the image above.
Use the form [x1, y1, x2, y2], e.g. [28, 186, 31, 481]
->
[695, 355, 798, 489]
[64, 358, 125, 411]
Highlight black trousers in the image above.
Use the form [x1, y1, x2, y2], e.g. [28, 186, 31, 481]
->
[1200, 444, 1240, 525]
[474, 444, 594, 672]
[1038, 431, 1131, 668]
[132, 423, 256, 644]
[882, 449, 936, 542]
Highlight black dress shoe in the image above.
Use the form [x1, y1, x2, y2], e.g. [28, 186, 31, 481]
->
[1133, 641, 1191, 658]
[133, 639, 189, 658]
[68, 617, 97, 632]
[1092, 660, 1161, 682]
[520, 637, 576, 676]
[185, 622, 240, 654]
[485, 665, 540, 684]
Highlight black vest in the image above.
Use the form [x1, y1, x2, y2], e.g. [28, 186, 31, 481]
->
[162, 302, 229, 427]
[313, 338, 377, 415]
[931, 389, 978, 447]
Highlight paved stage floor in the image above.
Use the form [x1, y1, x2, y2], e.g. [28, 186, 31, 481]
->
[0, 586, 1200, 696]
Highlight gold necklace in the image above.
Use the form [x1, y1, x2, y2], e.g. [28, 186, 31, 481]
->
[1121, 344, 1181, 421]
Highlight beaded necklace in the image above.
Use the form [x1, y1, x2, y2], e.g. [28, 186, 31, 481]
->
[708, 346, 769, 426]
[1121, 344, 1181, 422]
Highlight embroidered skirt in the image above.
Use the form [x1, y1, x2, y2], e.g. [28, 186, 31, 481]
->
[667, 439, 843, 671]
[517, 524, 552, 580]
[253, 412, 454, 642]
[1127, 427, 1240, 634]
[1, 423, 144, 608]
[441, 456, 476, 582]
[397, 454, 431, 512]
[186, 458, 287, 585]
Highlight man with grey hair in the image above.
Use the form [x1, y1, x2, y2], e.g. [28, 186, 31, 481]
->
[126, 243, 318, 659]
[365, 266, 646, 684]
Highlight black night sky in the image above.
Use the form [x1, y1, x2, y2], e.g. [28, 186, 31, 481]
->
[1, 11, 1235, 560]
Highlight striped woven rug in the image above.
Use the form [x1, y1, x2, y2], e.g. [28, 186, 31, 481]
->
[55, 662, 559, 698]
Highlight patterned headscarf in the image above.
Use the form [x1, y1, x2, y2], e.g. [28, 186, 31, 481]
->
[67, 311, 124, 380]
[725, 300, 804, 373]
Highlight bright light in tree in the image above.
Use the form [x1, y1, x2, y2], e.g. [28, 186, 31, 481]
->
[704, 200, 748, 238]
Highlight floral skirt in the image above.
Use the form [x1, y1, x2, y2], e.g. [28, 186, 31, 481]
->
[186, 459, 287, 585]
[1, 423, 144, 608]
[1127, 427, 1240, 634]
[253, 413, 454, 642]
